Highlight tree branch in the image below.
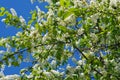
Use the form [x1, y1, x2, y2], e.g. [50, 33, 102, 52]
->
[74, 45, 103, 76]
[74, 46, 88, 60]
[0, 41, 70, 64]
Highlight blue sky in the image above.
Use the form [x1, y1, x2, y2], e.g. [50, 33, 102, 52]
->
[0, 0, 48, 75]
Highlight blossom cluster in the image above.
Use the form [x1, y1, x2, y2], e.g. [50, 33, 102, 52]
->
[0, 0, 120, 79]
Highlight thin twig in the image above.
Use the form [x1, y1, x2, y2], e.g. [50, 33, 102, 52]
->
[74, 45, 103, 76]
[0, 41, 70, 64]
[74, 46, 88, 60]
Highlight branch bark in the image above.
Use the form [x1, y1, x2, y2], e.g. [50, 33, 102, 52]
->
[74, 45, 103, 76]
[0, 41, 70, 64]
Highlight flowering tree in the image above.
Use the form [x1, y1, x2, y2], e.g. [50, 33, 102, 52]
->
[0, 0, 120, 79]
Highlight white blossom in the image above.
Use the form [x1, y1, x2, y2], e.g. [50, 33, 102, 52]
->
[31, 26, 35, 30]
[90, 33, 98, 42]
[110, 59, 114, 63]
[27, 73, 33, 79]
[89, 51, 94, 56]
[63, 33, 70, 38]
[5, 43, 11, 52]
[77, 28, 84, 35]
[45, 0, 52, 3]
[29, 29, 40, 38]
[70, 46, 74, 52]
[42, 33, 51, 43]
[56, 17, 61, 21]
[1, 18, 6, 22]
[76, 66, 81, 70]
[66, 64, 72, 71]
[4, 74, 20, 80]
[0, 38, 7, 44]
[30, 30, 36, 37]
[110, 0, 120, 7]
[80, 73, 84, 77]
[56, 2, 60, 6]
[0, 0, 119, 79]
[43, 71, 52, 77]
[64, 14, 76, 26]
[65, 44, 70, 50]
[48, 9, 54, 16]
[36, 6, 44, 23]
[93, 71, 97, 75]
[45, 45, 52, 49]
[78, 60, 83, 66]
[90, 0, 96, 4]
[30, 0, 34, 4]
[101, 0, 107, 3]
[51, 60, 56, 67]
[0, 50, 5, 54]
[10, 8, 17, 16]
[0, 72, 4, 78]
[101, 70, 107, 75]
[36, 6, 41, 12]
[117, 16, 120, 22]
[0, 65, 5, 72]
[47, 56, 53, 61]
[115, 63, 120, 71]
[90, 13, 99, 24]
[76, 39, 80, 45]
[72, 57, 77, 62]
[33, 64, 39, 69]
[16, 32, 22, 36]
[104, 59, 108, 65]
[59, 67, 65, 71]
[74, 0, 82, 7]
[59, 20, 66, 26]
[42, 33, 47, 42]
[47, 9, 54, 20]
[56, 36, 64, 41]
[51, 70, 60, 76]
[19, 16, 26, 25]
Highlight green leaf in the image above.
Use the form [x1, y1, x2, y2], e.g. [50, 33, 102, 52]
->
[60, 0, 65, 6]
[0, 7, 5, 11]
[60, 0, 71, 7]
[0, 7, 5, 16]
[58, 26, 67, 32]
[32, 11, 37, 20]
[12, 60, 19, 66]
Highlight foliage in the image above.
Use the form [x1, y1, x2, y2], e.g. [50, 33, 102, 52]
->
[0, 0, 120, 80]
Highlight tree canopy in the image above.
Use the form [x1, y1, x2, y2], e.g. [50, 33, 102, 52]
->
[0, 0, 120, 80]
